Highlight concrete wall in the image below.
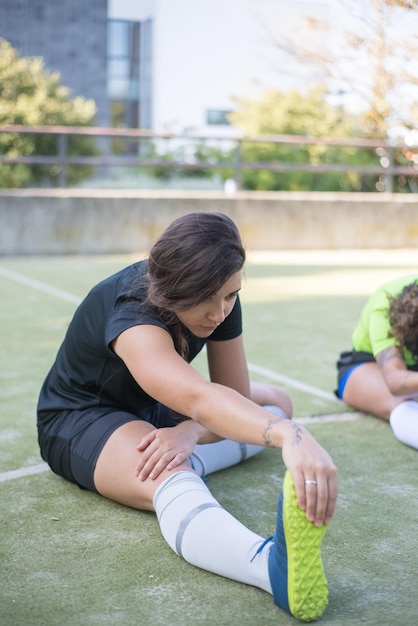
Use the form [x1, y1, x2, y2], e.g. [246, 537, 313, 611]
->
[1, 189, 418, 255]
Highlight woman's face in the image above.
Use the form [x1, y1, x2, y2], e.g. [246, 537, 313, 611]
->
[175, 270, 242, 338]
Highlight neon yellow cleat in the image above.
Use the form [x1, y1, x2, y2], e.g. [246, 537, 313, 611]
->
[268, 471, 329, 622]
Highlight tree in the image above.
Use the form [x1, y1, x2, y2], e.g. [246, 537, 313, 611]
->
[228, 86, 379, 191]
[0, 39, 98, 187]
[257, 0, 418, 140]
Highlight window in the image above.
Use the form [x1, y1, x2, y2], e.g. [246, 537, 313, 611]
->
[206, 110, 232, 126]
[107, 18, 152, 132]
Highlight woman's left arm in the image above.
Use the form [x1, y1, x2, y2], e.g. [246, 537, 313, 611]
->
[206, 335, 251, 397]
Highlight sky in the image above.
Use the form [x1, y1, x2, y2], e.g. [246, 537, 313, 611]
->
[108, 0, 418, 137]
[149, 0, 322, 132]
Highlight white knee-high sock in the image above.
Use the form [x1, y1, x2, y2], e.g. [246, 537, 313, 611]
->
[189, 440, 263, 477]
[153, 470, 273, 592]
[189, 405, 287, 477]
[389, 401, 418, 449]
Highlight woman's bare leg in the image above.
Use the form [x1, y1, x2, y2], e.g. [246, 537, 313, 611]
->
[250, 381, 293, 418]
[342, 363, 418, 450]
[92, 415, 328, 621]
[94, 420, 193, 510]
[93, 420, 272, 593]
[342, 362, 402, 421]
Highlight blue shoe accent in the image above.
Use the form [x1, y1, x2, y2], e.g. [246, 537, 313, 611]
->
[268, 471, 329, 622]
[268, 489, 291, 613]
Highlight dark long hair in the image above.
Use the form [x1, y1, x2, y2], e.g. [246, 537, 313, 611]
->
[147, 212, 245, 357]
[388, 281, 418, 358]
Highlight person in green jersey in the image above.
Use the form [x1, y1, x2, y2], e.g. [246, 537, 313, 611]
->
[336, 275, 418, 449]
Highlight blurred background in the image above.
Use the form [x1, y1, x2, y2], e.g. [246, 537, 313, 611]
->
[1, 0, 418, 192]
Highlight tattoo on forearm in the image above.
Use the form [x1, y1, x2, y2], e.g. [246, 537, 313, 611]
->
[376, 346, 401, 366]
[262, 416, 280, 447]
[291, 422, 303, 445]
[262, 416, 303, 448]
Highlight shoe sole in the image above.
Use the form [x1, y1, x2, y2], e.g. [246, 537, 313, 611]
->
[282, 470, 329, 622]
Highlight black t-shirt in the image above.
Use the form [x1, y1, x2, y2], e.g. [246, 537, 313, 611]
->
[37, 261, 243, 424]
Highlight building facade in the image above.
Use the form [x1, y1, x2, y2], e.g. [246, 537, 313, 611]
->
[0, 0, 289, 134]
[0, 0, 153, 129]
[0, 0, 109, 125]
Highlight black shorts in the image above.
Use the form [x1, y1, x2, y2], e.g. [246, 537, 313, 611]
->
[37, 404, 179, 492]
[335, 349, 418, 398]
[335, 350, 375, 398]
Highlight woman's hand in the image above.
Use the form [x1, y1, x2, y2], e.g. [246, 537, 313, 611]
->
[281, 421, 338, 527]
[135, 423, 197, 480]
[135, 420, 219, 480]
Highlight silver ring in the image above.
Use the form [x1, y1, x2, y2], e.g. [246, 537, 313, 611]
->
[305, 479, 317, 486]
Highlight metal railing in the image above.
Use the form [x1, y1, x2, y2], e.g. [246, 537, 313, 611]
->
[0, 124, 417, 191]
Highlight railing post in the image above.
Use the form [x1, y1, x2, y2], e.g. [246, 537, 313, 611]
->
[385, 145, 394, 193]
[57, 133, 67, 187]
[234, 139, 242, 190]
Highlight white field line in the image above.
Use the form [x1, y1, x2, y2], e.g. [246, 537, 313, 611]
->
[0, 266, 349, 485]
[0, 412, 361, 484]
[0, 463, 49, 483]
[0, 266, 82, 304]
[247, 362, 342, 404]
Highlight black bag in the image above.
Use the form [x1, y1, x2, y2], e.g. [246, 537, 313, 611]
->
[336, 349, 375, 370]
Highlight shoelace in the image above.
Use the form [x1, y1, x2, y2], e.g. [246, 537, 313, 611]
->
[250, 535, 274, 562]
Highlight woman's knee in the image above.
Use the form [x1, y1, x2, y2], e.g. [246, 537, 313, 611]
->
[342, 363, 397, 421]
[94, 421, 194, 510]
[250, 381, 293, 418]
[269, 388, 293, 418]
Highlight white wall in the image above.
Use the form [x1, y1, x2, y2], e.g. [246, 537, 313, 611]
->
[108, 0, 305, 135]
[108, 0, 155, 21]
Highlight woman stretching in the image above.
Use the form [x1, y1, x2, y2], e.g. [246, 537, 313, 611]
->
[336, 274, 418, 451]
[38, 212, 337, 622]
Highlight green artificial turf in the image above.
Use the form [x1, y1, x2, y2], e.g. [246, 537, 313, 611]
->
[2, 250, 418, 626]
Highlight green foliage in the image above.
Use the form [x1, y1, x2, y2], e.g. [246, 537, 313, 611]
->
[0, 39, 98, 187]
[139, 139, 234, 181]
[266, 1, 418, 141]
[228, 87, 381, 191]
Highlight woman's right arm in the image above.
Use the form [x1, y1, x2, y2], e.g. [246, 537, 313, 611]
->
[113, 325, 338, 525]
